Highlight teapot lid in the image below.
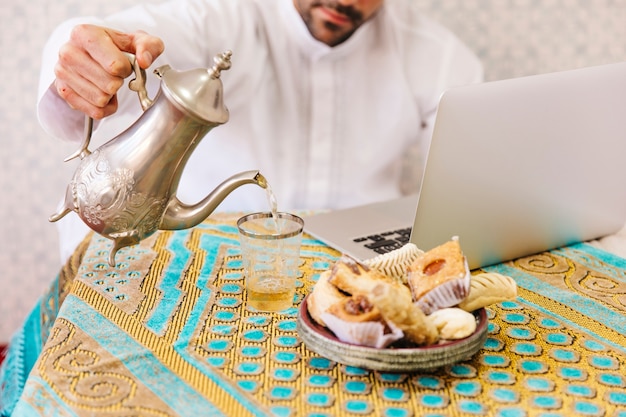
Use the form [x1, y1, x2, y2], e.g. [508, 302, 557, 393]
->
[156, 51, 232, 124]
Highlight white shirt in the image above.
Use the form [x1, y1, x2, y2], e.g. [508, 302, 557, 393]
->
[38, 0, 483, 262]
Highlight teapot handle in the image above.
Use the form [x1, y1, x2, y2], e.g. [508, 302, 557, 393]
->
[126, 53, 153, 111]
[63, 54, 154, 162]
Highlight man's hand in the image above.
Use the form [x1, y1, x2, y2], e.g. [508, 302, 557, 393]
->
[54, 24, 165, 119]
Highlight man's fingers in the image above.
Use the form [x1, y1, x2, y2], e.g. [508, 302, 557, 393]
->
[55, 24, 164, 119]
[69, 24, 133, 78]
[57, 42, 125, 99]
[54, 78, 118, 120]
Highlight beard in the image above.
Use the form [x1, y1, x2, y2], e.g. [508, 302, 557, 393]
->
[316, 0, 364, 25]
[297, 0, 366, 46]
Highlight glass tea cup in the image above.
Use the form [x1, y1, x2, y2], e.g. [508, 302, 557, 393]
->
[237, 212, 304, 312]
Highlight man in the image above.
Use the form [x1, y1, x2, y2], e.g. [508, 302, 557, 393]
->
[38, 0, 483, 261]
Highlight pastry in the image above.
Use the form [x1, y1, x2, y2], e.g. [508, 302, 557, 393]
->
[457, 272, 517, 311]
[327, 294, 382, 323]
[307, 270, 349, 326]
[327, 254, 394, 295]
[364, 243, 424, 283]
[368, 281, 438, 346]
[320, 294, 404, 348]
[428, 308, 477, 340]
[406, 236, 470, 314]
[320, 311, 404, 349]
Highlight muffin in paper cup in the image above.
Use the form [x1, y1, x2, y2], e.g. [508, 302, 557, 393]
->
[320, 312, 404, 348]
[319, 294, 405, 348]
[413, 257, 471, 315]
[407, 237, 471, 315]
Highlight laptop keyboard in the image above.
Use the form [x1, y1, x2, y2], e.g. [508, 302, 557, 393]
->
[353, 227, 412, 255]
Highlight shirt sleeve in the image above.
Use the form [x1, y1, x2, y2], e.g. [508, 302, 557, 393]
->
[36, 0, 251, 143]
[37, 17, 104, 143]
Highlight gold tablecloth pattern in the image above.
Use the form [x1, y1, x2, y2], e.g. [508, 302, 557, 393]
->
[2, 214, 625, 417]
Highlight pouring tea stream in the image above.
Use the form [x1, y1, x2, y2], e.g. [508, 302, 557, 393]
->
[50, 51, 268, 266]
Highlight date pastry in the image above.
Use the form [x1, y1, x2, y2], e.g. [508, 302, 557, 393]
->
[327, 255, 394, 296]
[428, 308, 477, 340]
[457, 272, 517, 312]
[320, 294, 404, 348]
[364, 243, 424, 284]
[368, 281, 438, 346]
[407, 237, 470, 315]
[327, 294, 383, 323]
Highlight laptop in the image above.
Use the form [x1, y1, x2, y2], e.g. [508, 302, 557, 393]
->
[304, 62, 626, 270]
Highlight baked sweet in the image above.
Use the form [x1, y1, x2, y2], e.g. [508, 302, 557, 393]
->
[406, 237, 470, 315]
[320, 311, 404, 348]
[368, 281, 439, 346]
[327, 255, 394, 295]
[327, 294, 382, 323]
[307, 270, 349, 327]
[321, 294, 404, 348]
[428, 308, 477, 340]
[457, 272, 517, 311]
[364, 243, 424, 284]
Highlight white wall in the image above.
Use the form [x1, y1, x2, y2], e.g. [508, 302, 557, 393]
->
[414, 0, 626, 81]
[1, 0, 625, 343]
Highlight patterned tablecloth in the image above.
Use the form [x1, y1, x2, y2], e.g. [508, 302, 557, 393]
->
[1, 214, 626, 417]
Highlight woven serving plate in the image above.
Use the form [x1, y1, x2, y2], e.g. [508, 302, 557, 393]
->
[297, 296, 488, 372]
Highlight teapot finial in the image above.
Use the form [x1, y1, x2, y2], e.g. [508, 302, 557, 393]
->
[209, 50, 232, 78]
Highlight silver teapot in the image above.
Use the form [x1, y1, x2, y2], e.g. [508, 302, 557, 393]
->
[50, 51, 267, 266]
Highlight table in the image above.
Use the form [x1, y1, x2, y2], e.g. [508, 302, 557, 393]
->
[1, 214, 626, 417]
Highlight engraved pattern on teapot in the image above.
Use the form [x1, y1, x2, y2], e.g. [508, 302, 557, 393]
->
[71, 149, 167, 236]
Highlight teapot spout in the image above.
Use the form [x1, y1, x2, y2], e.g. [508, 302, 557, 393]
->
[159, 170, 268, 230]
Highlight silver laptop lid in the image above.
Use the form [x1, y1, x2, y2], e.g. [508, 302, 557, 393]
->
[411, 62, 626, 269]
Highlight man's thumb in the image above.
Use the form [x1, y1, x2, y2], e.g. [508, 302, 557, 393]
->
[107, 29, 164, 69]
[131, 31, 165, 69]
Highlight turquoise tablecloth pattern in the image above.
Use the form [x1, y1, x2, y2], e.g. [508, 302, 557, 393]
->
[1, 216, 625, 416]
